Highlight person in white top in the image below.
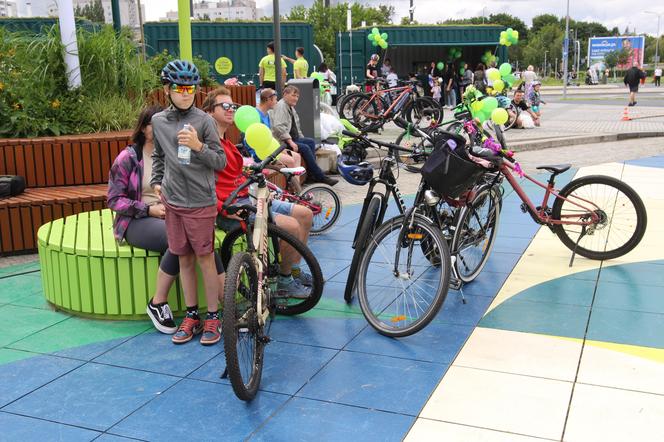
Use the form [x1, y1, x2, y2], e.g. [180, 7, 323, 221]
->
[522, 65, 538, 97]
[655, 66, 662, 87]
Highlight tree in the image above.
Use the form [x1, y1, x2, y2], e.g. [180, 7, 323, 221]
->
[285, 1, 394, 70]
[522, 23, 563, 71]
[74, 0, 105, 23]
[531, 14, 559, 35]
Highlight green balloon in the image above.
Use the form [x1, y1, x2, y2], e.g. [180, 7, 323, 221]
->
[234, 105, 261, 133]
[437, 61, 444, 70]
[372, 27, 380, 35]
[368, 33, 375, 41]
[499, 62, 512, 76]
[379, 40, 388, 49]
[459, 67, 465, 75]
[381, 33, 388, 40]
[482, 97, 498, 113]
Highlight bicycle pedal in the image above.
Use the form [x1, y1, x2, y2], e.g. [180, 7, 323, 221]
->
[258, 335, 272, 344]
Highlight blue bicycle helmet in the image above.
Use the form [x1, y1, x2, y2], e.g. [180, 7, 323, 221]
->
[497, 95, 511, 108]
[337, 154, 374, 186]
[161, 60, 201, 85]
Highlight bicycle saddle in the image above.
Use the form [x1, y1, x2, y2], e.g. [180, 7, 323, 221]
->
[279, 166, 307, 176]
[536, 164, 571, 175]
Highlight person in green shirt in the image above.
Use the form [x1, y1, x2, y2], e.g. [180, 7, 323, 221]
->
[259, 41, 287, 90]
[283, 47, 309, 79]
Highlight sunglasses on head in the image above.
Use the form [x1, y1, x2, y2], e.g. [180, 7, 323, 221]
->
[214, 102, 239, 111]
[170, 84, 197, 94]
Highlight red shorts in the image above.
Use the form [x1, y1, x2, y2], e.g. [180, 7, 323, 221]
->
[162, 199, 217, 256]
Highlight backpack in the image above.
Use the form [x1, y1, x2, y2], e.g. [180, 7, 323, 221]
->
[0, 175, 26, 198]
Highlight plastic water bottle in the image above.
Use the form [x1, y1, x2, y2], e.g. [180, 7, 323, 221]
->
[177, 123, 192, 165]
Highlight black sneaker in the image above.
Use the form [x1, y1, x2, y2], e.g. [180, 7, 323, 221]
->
[319, 176, 338, 186]
[146, 300, 177, 334]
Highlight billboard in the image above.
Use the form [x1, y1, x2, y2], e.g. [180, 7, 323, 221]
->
[588, 36, 645, 69]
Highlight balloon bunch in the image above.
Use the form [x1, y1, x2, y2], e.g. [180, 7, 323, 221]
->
[480, 50, 498, 66]
[485, 63, 517, 95]
[234, 106, 280, 160]
[448, 47, 462, 61]
[499, 28, 519, 47]
[463, 85, 509, 126]
[367, 27, 389, 49]
[310, 71, 325, 83]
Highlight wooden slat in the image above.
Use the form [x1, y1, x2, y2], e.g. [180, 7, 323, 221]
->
[61, 214, 78, 254]
[0, 206, 13, 253]
[89, 257, 106, 314]
[13, 144, 26, 180]
[77, 255, 93, 313]
[72, 141, 84, 184]
[19, 206, 34, 250]
[47, 217, 64, 251]
[53, 142, 65, 186]
[4, 145, 15, 175]
[100, 208, 118, 258]
[81, 141, 93, 184]
[103, 258, 120, 314]
[9, 207, 24, 251]
[75, 211, 89, 254]
[24, 142, 37, 187]
[88, 210, 104, 257]
[57, 251, 70, 307]
[117, 257, 133, 314]
[132, 258, 148, 314]
[65, 254, 79, 309]
[63, 141, 74, 185]
[41, 141, 55, 187]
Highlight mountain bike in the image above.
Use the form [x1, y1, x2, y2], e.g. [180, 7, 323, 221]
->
[219, 146, 324, 401]
[341, 131, 417, 303]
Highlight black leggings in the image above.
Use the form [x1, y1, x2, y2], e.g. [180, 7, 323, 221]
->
[125, 217, 223, 277]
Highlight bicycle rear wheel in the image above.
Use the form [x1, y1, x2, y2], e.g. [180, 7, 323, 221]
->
[403, 97, 443, 128]
[299, 184, 342, 235]
[344, 194, 382, 303]
[452, 185, 502, 282]
[551, 175, 647, 260]
[352, 95, 385, 129]
[357, 214, 451, 337]
[220, 224, 323, 315]
[338, 92, 366, 121]
[222, 252, 263, 401]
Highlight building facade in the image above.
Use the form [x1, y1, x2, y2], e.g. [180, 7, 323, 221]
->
[163, 0, 258, 21]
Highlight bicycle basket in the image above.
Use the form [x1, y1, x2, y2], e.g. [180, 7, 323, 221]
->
[420, 139, 485, 198]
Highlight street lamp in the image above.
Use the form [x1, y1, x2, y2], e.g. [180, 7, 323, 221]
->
[563, 0, 570, 98]
[543, 50, 548, 78]
[644, 11, 663, 65]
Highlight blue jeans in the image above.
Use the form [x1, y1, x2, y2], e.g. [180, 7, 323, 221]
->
[294, 136, 326, 180]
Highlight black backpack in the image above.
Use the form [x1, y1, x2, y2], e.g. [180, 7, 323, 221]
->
[0, 175, 26, 198]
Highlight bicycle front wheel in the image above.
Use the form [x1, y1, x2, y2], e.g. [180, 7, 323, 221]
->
[220, 224, 324, 315]
[344, 194, 382, 303]
[357, 214, 451, 337]
[222, 252, 263, 401]
[352, 95, 384, 129]
[299, 184, 342, 235]
[452, 185, 502, 283]
[403, 97, 443, 128]
[338, 92, 366, 121]
[551, 175, 647, 260]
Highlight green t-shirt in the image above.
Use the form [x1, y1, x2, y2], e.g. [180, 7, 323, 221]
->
[294, 57, 309, 79]
[259, 54, 287, 83]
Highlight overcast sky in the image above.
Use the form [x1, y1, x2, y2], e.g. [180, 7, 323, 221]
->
[140, 0, 663, 36]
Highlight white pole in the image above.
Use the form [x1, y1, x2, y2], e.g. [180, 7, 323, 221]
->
[348, 6, 353, 84]
[338, 31, 343, 92]
[58, 0, 82, 89]
[563, 0, 570, 98]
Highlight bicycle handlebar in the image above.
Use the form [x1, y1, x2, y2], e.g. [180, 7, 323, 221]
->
[222, 144, 288, 212]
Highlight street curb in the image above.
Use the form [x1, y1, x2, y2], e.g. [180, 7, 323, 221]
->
[511, 131, 664, 151]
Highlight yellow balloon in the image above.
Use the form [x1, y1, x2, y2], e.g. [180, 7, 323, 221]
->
[487, 68, 501, 81]
[493, 79, 505, 92]
[491, 108, 509, 125]
[246, 123, 274, 159]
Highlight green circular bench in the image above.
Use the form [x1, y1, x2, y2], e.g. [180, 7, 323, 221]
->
[37, 209, 226, 320]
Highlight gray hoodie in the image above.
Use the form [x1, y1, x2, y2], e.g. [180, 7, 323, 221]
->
[150, 106, 226, 208]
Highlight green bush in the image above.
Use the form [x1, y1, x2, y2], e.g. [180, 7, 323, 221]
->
[0, 24, 216, 138]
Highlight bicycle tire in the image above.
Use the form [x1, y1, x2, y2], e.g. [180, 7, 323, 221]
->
[338, 92, 366, 121]
[395, 130, 428, 173]
[551, 175, 647, 260]
[403, 97, 443, 128]
[344, 194, 382, 303]
[220, 224, 323, 315]
[356, 214, 451, 337]
[451, 185, 502, 283]
[352, 95, 385, 130]
[299, 184, 342, 235]
[222, 252, 263, 401]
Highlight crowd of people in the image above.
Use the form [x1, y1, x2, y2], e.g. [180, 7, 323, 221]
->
[108, 59, 326, 347]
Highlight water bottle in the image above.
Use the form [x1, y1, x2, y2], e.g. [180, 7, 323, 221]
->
[177, 123, 192, 165]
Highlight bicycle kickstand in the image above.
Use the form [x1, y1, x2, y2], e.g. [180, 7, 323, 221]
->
[449, 256, 467, 304]
[568, 225, 587, 268]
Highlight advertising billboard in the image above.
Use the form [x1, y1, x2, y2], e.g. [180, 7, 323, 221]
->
[588, 36, 645, 69]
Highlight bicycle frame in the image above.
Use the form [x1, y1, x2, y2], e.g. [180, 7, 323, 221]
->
[249, 181, 271, 327]
[499, 161, 602, 227]
[266, 180, 324, 218]
[357, 85, 414, 122]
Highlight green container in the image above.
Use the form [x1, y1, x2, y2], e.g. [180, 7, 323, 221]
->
[144, 21, 318, 83]
[0, 18, 100, 34]
[335, 25, 508, 89]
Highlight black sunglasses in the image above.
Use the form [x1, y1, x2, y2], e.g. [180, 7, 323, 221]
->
[214, 102, 239, 111]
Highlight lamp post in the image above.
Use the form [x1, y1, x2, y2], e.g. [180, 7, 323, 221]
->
[543, 50, 548, 78]
[562, 0, 570, 98]
[644, 11, 662, 65]
[348, 5, 353, 84]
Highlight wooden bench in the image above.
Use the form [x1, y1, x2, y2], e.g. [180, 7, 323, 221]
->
[37, 209, 227, 319]
[1, 85, 257, 255]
